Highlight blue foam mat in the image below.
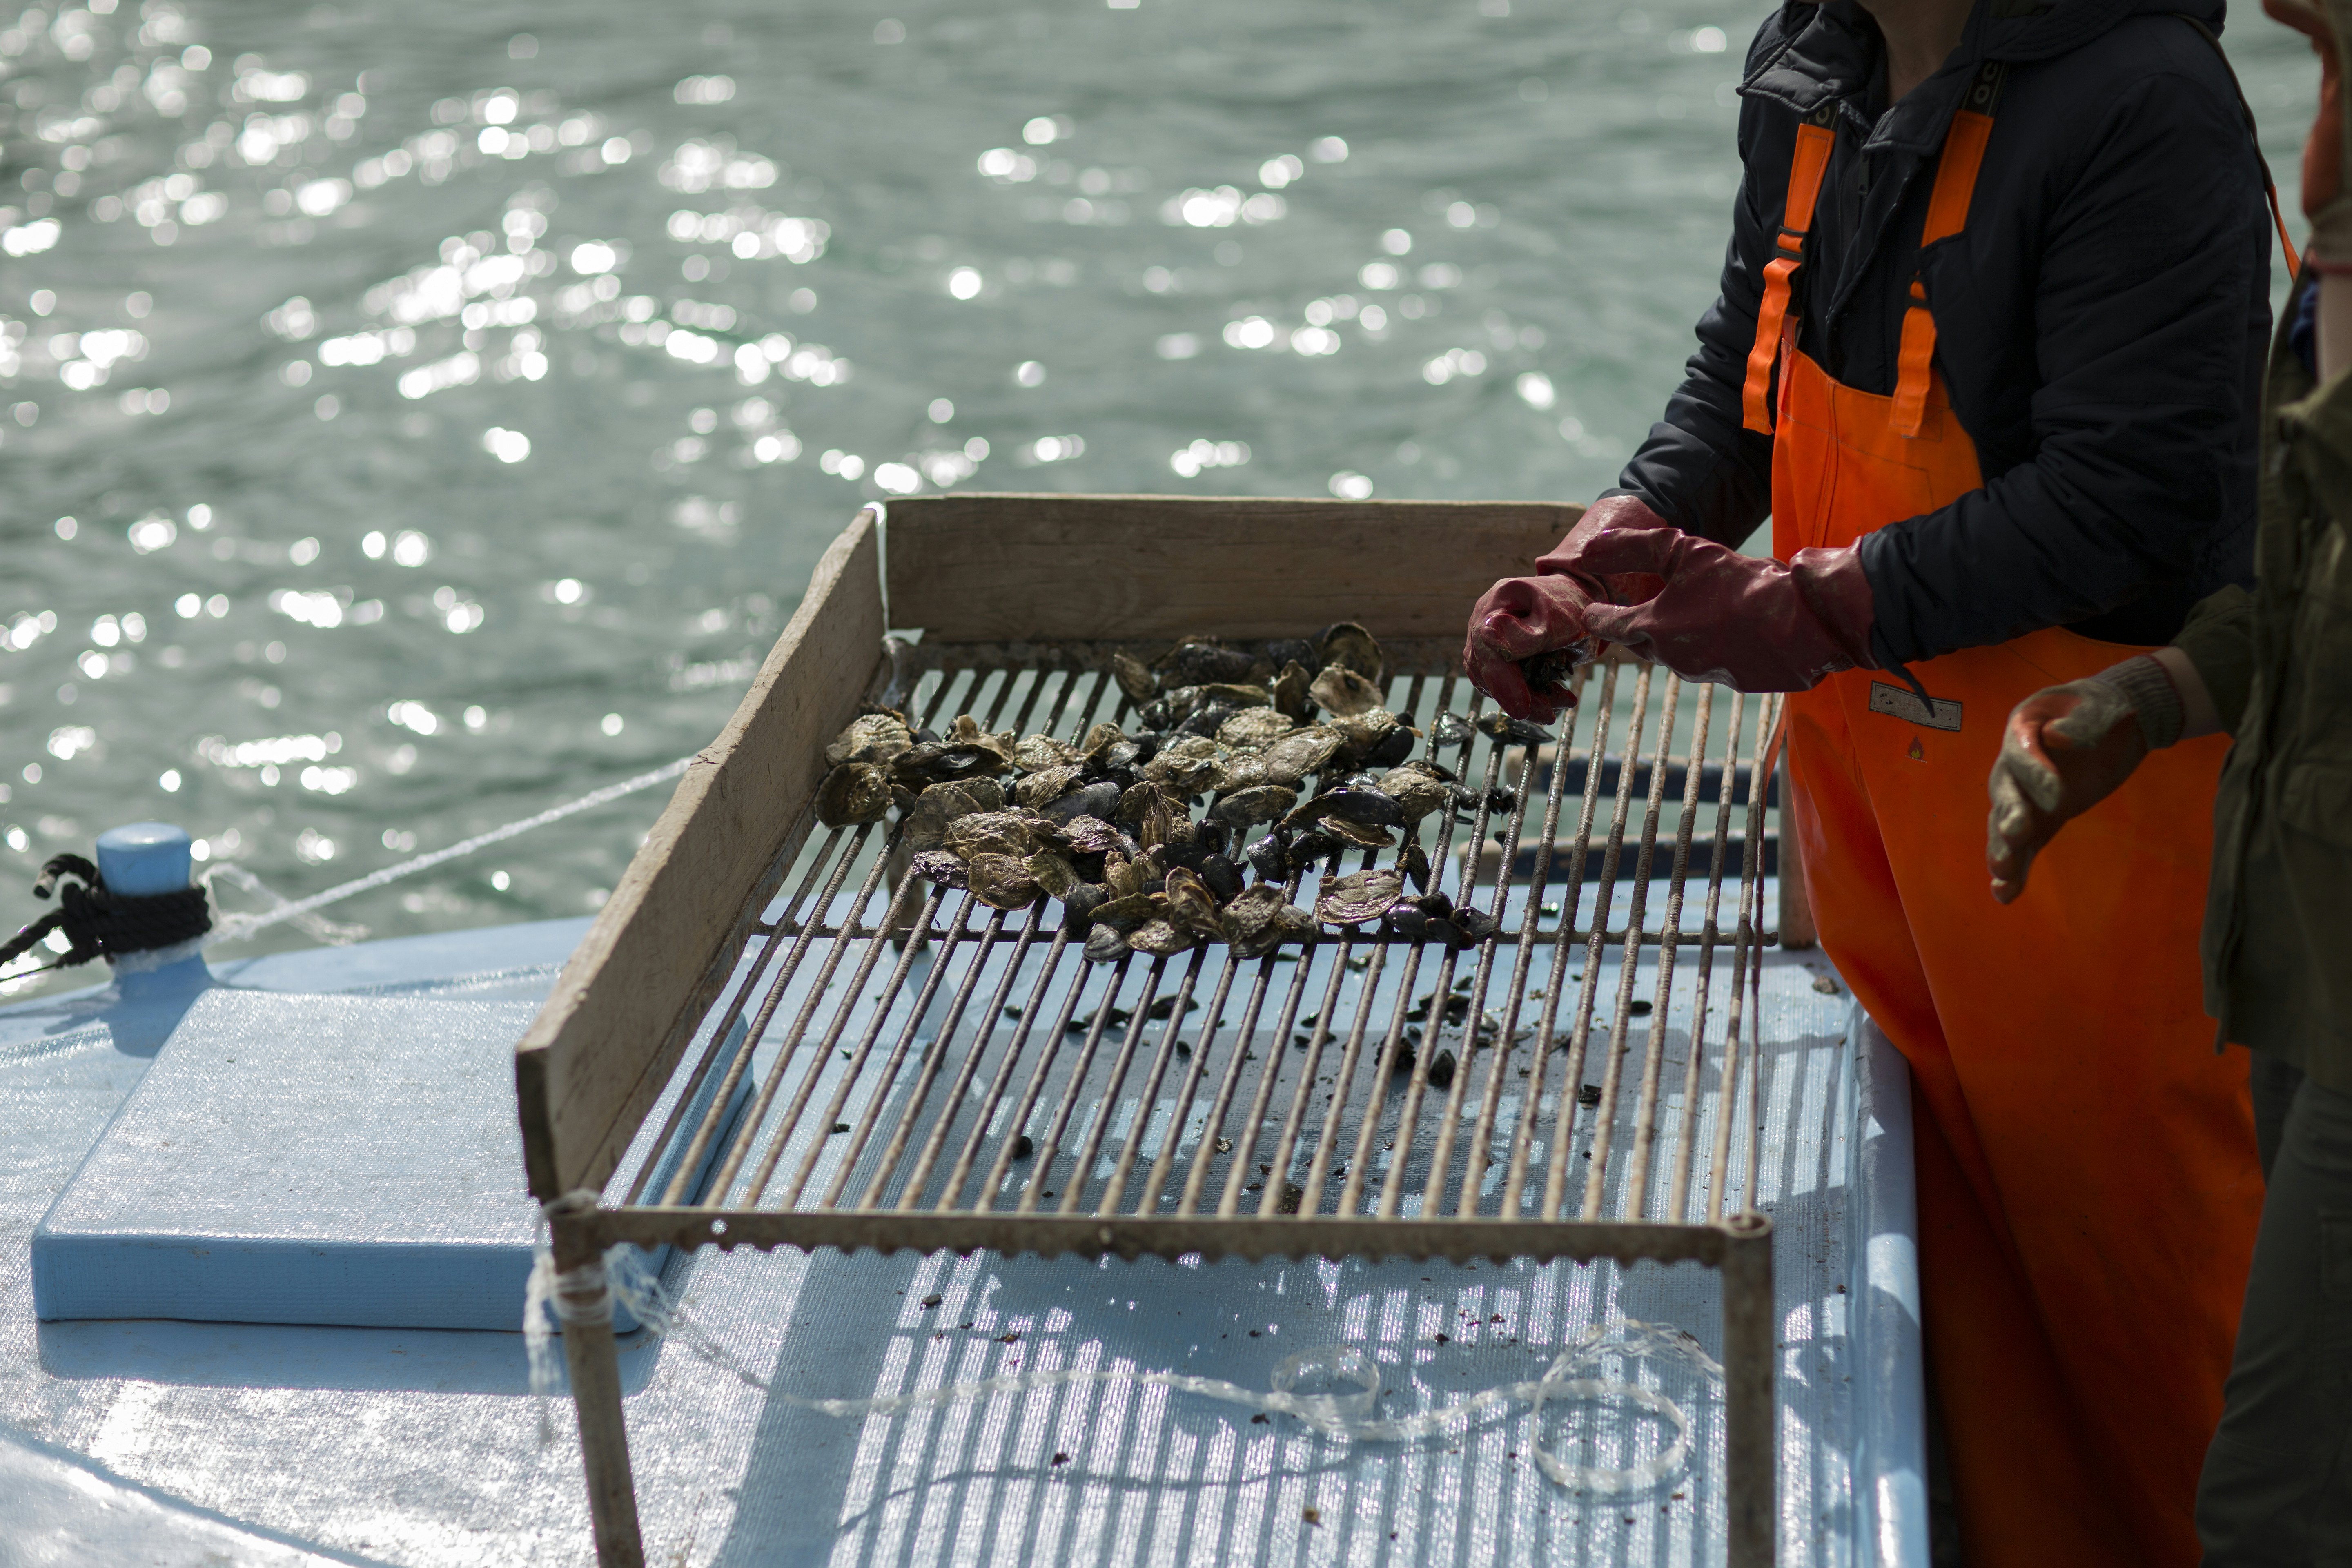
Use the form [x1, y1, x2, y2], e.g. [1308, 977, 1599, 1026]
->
[29, 988, 750, 1332]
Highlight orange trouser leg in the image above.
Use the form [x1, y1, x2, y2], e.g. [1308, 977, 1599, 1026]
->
[1787, 693, 2136, 1565]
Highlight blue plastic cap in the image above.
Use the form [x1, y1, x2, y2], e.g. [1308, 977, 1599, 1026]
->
[95, 822, 194, 897]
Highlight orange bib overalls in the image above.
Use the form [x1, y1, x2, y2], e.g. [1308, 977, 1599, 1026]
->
[1744, 78, 2263, 1565]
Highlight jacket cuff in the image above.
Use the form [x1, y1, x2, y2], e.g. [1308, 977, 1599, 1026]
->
[2171, 584, 2257, 737]
[2091, 655, 2185, 750]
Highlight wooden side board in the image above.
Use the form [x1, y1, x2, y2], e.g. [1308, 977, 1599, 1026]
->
[515, 510, 885, 1200]
[884, 494, 1581, 644]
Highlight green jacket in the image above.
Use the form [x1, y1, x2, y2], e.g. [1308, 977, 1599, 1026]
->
[2176, 274, 2352, 1092]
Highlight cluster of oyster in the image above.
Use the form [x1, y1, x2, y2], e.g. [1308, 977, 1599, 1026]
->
[812, 623, 1550, 964]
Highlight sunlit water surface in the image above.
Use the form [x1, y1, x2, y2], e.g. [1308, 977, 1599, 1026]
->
[0, 0, 2314, 991]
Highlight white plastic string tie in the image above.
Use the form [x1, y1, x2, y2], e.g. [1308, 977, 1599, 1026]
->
[523, 1216, 1720, 1495]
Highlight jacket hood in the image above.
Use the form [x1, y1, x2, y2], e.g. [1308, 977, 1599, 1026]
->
[1746, 0, 2230, 151]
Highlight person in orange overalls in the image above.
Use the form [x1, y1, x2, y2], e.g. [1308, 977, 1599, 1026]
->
[1462, 0, 2291, 1560]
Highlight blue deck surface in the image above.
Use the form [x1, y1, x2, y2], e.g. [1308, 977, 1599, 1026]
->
[0, 908, 1925, 1567]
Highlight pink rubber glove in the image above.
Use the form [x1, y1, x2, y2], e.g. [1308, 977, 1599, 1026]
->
[1462, 496, 1685, 721]
[1573, 526, 1879, 692]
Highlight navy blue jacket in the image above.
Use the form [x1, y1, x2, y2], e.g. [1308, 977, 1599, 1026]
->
[1617, 0, 2273, 665]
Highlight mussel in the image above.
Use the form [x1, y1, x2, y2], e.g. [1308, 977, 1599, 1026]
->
[1041, 780, 1123, 826]
[1111, 649, 1158, 705]
[1476, 710, 1552, 746]
[1156, 638, 1261, 688]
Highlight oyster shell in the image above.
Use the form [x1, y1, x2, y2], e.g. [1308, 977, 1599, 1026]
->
[1013, 762, 1087, 810]
[1283, 784, 1405, 833]
[1217, 706, 1295, 749]
[902, 778, 1005, 853]
[1125, 918, 1196, 957]
[1377, 765, 1454, 823]
[1314, 867, 1405, 926]
[944, 810, 1058, 860]
[1431, 712, 1475, 748]
[1081, 720, 1129, 755]
[1475, 710, 1552, 746]
[1317, 621, 1384, 683]
[1261, 725, 1344, 785]
[1323, 817, 1394, 850]
[1221, 884, 1316, 958]
[1116, 780, 1180, 847]
[1162, 866, 1226, 941]
[814, 762, 893, 827]
[1058, 814, 1124, 855]
[1143, 734, 1224, 793]
[824, 712, 913, 768]
[965, 853, 1042, 910]
[1271, 659, 1314, 722]
[1110, 649, 1158, 705]
[890, 737, 1010, 787]
[1213, 750, 1273, 791]
[1307, 664, 1383, 719]
[909, 849, 969, 889]
[1063, 882, 1110, 924]
[1155, 639, 1260, 688]
[1104, 851, 1149, 900]
[1209, 783, 1298, 829]
[1011, 733, 1080, 773]
[1025, 849, 1083, 900]
[1091, 891, 1167, 933]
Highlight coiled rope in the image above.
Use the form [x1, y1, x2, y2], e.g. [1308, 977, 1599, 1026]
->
[0, 853, 212, 973]
[523, 1200, 1719, 1497]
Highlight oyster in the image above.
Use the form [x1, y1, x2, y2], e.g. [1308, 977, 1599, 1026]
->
[903, 778, 1005, 853]
[1262, 637, 1317, 670]
[1221, 884, 1316, 958]
[891, 737, 1009, 787]
[1116, 780, 1180, 847]
[1025, 849, 1084, 900]
[1285, 828, 1344, 873]
[909, 849, 970, 889]
[814, 762, 893, 827]
[1013, 762, 1087, 810]
[1209, 783, 1298, 829]
[1110, 649, 1157, 705]
[1217, 706, 1295, 749]
[1011, 733, 1080, 773]
[1196, 681, 1272, 710]
[825, 712, 913, 768]
[1377, 765, 1454, 823]
[1058, 814, 1124, 855]
[1270, 659, 1314, 722]
[1104, 851, 1149, 900]
[1091, 891, 1166, 933]
[1261, 725, 1344, 785]
[1308, 664, 1384, 719]
[1162, 867, 1226, 941]
[966, 853, 1042, 909]
[1143, 734, 1224, 793]
[1318, 621, 1384, 683]
[1080, 720, 1129, 755]
[1323, 817, 1394, 851]
[944, 809, 1058, 860]
[1084, 925, 1129, 963]
[1125, 918, 1196, 957]
[1314, 867, 1405, 926]
[1213, 751, 1273, 791]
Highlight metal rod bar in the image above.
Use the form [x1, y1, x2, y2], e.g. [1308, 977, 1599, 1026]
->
[1546, 663, 1653, 1221]
[1741, 716, 1776, 1212]
[887, 901, 1053, 1211]
[700, 827, 906, 1203]
[1216, 912, 1324, 1218]
[1624, 682, 1714, 1218]
[1708, 696, 1777, 1225]
[1416, 696, 1513, 1217]
[1669, 690, 1746, 1225]
[1020, 955, 1152, 1214]
[1258, 913, 1361, 1216]
[1135, 947, 1247, 1214]
[635, 817, 861, 1207]
[1455, 732, 1548, 1217]
[1058, 953, 1180, 1215]
[1176, 949, 1284, 1218]
[1094, 946, 1209, 1216]
[972, 936, 1104, 1210]
[1722, 1212, 1777, 1567]
[931, 926, 1076, 1211]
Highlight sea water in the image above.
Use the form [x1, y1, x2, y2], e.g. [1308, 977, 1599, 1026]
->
[0, 0, 2312, 991]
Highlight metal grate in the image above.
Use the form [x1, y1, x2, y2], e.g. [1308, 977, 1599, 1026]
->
[601, 644, 1785, 1255]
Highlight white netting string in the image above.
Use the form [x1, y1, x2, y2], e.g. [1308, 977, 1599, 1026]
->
[523, 1214, 1720, 1496]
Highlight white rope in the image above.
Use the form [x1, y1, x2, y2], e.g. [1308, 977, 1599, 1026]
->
[199, 755, 696, 948]
[523, 1220, 1719, 1496]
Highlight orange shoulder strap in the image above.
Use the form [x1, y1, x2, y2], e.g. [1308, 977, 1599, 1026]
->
[1891, 75, 2001, 438]
[1741, 111, 1838, 435]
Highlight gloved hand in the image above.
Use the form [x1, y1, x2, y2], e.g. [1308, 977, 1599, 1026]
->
[2266, 0, 2352, 255]
[1461, 495, 1684, 722]
[1985, 655, 2183, 903]
[1569, 525, 1880, 692]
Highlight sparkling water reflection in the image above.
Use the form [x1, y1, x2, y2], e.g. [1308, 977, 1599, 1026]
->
[0, 0, 2314, 989]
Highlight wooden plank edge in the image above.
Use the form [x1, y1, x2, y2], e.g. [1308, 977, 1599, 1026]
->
[517, 509, 884, 1199]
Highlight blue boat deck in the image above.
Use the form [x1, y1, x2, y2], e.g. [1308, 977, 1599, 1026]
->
[0, 909, 1924, 1566]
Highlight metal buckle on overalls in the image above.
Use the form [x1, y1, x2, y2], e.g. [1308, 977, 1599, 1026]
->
[1867, 681, 1963, 731]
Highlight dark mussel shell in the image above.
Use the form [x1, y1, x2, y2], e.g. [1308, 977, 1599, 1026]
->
[1383, 901, 1430, 941]
[1193, 818, 1230, 855]
[1178, 702, 1240, 739]
[1292, 784, 1405, 831]
[1284, 828, 1344, 873]
[1083, 924, 1129, 963]
[1425, 1049, 1457, 1090]
[1475, 710, 1552, 746]
[1365, 725, 1417, 767]
[1139, 690, 1200, 731]
[1042, 780, 1124, 825]
[1402, 841, 1432, 892]
[1484, 784, 1519, 813]
[1452, 906, 1504, 942]
[1198, 852, 1244, 903]
[1062, 882, 1110, 925]
[891, 742, 1004, 787]
[1261, 637, 1316, 670]
[1158, 639, 1261, 687]
[1431, 712, 1474, 748]
[1245, 829, 1290, 882]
